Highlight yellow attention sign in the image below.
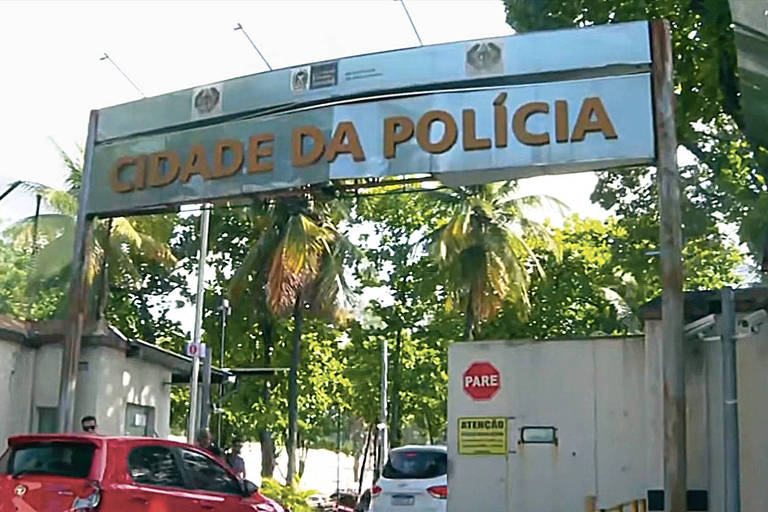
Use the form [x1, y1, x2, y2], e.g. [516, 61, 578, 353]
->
[458, 417, 508, 456]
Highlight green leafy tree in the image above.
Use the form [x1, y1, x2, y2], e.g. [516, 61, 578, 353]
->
[426, 182, 562, 340]
[503, 0, 768, 270]
[229, 196, 357, 485]
[6, 148, 177, 325]
[355, 190, 448, 445]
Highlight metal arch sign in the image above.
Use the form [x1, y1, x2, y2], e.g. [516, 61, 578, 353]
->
[84, 21, 654, 216]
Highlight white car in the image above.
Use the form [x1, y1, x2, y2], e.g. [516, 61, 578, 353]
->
[369, 445, 448, 512]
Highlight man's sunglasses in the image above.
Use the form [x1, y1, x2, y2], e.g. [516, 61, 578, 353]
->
[83, 425, 96, 431]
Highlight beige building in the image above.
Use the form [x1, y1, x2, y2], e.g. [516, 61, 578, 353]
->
[0, 316, 196, 447]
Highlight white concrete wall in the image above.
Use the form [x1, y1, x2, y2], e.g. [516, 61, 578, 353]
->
[645, 320, 716, 507]
[0, 338, 35, 449]
[448, 337, 646, 512]
[734, 324, 768, 512]
[76, 345, 172, 437]
[33, 345, 62, 408]
[636, 316, 768, 512]
[594, 336, 647, 506]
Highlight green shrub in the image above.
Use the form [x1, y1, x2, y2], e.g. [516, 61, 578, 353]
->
[260, 477, 318, 512]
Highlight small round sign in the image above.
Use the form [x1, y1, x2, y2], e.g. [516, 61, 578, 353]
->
[14, 484, 27, 497]
[463, 361, 501, 401]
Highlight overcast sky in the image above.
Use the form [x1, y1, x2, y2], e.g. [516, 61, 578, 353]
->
[0, 0, 613, 333]
[0, 0, 607, 225]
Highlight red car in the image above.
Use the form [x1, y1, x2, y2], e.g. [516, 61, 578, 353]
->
[0, 434, 286, 512]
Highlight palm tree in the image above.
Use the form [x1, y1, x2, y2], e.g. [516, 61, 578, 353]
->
[427, 182, 564, 340]
[230, 195, 356, 485]
[6, 147, 176, 321]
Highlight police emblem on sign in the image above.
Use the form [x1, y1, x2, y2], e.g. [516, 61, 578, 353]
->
[465, 39, 503, 75]
[191, 84, 223, 118]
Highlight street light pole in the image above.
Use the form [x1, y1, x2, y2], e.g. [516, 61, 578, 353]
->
[187, 204, 211, 444]
[217, 297, 230, 443]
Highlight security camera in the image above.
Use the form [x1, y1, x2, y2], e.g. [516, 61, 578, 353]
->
[684, 314, 717, 339]
[739, 309, 767, 333]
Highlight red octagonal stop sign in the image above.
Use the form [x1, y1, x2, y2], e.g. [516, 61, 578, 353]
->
[463, 361, 501, 401]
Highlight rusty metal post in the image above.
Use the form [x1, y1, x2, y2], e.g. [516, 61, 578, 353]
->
[57, 110, 99, 433]
[651, 20, 686, 512]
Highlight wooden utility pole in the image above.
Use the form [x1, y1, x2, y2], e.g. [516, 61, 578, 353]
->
[652, 20, 686, 512]
[187, 205, 211, 443]
[57, 110, 98, 433]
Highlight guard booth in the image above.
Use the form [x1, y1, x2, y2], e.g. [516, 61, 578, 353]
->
[447, 288, 768, 512]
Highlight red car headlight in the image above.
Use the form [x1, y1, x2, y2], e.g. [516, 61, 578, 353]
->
[70, 483, 101, 511]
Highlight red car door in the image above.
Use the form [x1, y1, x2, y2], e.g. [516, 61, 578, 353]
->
[104, 443, 197, 511]
[178, 447, 267, 512]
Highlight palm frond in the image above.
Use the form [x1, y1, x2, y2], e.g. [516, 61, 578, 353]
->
[229, 229, 280, 300]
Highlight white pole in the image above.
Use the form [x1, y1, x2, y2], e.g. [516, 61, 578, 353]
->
[187, 205, 211, 444]
[721, 287, 741, 512]
[379, 337, 389, 477]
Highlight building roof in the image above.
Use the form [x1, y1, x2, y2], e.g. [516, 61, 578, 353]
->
[640, 287, 768, 321]
[0, 317, 231, 384]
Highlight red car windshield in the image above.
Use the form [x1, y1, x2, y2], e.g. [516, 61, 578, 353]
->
[1, 442, 95, 479]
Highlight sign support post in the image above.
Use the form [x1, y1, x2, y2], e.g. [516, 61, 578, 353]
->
[377, 336, 389, 481]
[187, 205, 211, 443]
[651, 20, 686, 512]
[57, 110, 98, 433]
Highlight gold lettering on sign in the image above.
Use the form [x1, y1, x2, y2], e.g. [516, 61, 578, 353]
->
[555, 100, 569, 143]
[513, 102, 550, 146]
[462, 109, 491, 151]
[111, 156, 145, 193]
[417, 110, 457, 154]
[325, 121, 366, 162]
[383, 116, 414, 159]
[148, 151, 180, 188]
[212, 139, 244, 179]
[107, 94, 622, 196]
[248, 134, 274, 173]
[570, 97, 617, 142]
[292, 126, 326, 167]
[493, 93, 508, 148]
[181, 145, 212, 183]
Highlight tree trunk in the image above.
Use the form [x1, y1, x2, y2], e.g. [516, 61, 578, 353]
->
[390, 328, 403, 447]
[358, 424, 373, 495]
[95, 218, 113, 323]
[259, 311, 276, 478]
[463, 293, 475, 341]
[424, 410, 434, 445]
[372, 427, 381, 483]
[286, 292, 303, 486]
[298, 438, 308, 480]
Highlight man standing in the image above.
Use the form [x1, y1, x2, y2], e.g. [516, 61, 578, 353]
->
[81, 416, 98, 434]
[196, 428, 222, 457]
[227, 438, 246, 479]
